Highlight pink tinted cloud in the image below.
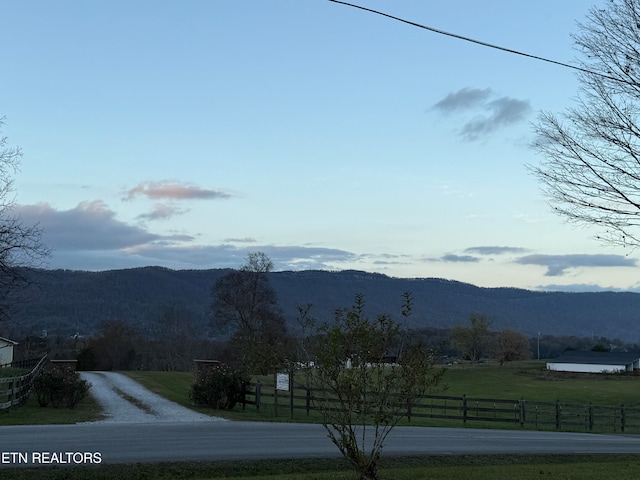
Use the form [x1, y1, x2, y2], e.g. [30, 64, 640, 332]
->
[124, 181, 231, 201]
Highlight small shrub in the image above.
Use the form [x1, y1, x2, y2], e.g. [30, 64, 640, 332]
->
[34, 372, 90, 409]
[190, 370, 246, 410]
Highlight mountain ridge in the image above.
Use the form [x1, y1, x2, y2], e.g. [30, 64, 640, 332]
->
[8, 267, 640, 342]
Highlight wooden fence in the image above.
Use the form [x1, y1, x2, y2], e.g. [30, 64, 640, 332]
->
[240, 380, 640, 434]
[0, 355, 47, 409]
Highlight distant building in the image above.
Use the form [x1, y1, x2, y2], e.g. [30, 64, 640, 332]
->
[0, 337, 18, 367]
[547, 351, 640, 373]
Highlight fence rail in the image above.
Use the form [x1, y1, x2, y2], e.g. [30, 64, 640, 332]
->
[0, 355, 47, 409]
[241, 380, 640, 434]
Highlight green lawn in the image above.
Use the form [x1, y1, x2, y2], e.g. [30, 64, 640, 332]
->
[2, 455, 640, 480]
[443, 360, 640, 405]
[0, 392, 102, 425]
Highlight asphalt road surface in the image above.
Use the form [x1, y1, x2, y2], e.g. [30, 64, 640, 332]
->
[2, 372, 640, 466]
[2, 422, 640, 466]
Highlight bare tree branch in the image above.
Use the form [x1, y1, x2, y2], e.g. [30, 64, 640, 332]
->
[530, 0, 640, 248]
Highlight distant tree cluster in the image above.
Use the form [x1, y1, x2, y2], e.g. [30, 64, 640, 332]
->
[75, 316, 218, 371]
[445, 313, 532, 365]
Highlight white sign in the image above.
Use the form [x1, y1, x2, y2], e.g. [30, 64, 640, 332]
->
[276, 372, 289, 391]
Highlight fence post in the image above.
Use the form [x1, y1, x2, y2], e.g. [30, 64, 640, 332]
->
[621, 404, 626, 433]
[290, 375, 294, 420]
[274, 381, 279, 418]
[256, 382, 261, 412]
[9, 378, 16, 406]
[588, 404, 594, 431]
[306, 387, 311, 416]
[462, 395, 467, 425]
[556, 400, 561, 430]
[242, 381, 246, 411]
[519, 399, 526, 428]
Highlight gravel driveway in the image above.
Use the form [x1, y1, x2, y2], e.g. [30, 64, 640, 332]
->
[79, 371, 226, 424]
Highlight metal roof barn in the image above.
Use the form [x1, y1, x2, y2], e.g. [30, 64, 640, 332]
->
[547, 351, 640, 373]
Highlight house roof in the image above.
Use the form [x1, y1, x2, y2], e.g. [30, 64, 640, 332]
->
[0, 336, 18, 346]
[549, 351, 640, 366]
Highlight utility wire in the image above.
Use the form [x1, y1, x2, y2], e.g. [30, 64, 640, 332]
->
[328, 0, 630, 85]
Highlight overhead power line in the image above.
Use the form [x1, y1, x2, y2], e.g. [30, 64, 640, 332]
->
[328, 0, 629, 85]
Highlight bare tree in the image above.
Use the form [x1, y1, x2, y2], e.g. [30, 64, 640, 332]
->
[493, 329, 532, 366]
[0, 118, 48, 329]
[211, 252, 291, 374]
[152, 304, 199, 371]
[530, 0, 640, 248]
[301, 293, 444, 480]
[450, 313, 490, 363]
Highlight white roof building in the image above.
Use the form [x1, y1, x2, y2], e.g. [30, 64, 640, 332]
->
[547, 351, 640, 373]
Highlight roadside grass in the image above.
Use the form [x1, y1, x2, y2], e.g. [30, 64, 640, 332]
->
[2, 455, 640, 480]
[0, 393, 102, 425]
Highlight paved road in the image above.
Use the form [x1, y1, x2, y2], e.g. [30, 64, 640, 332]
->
[2, 422, 640, 466]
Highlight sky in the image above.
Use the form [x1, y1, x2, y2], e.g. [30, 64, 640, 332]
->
[3, 0, 638, 292]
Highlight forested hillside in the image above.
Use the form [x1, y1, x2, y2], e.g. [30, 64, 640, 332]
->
[7, 267, 640, 342]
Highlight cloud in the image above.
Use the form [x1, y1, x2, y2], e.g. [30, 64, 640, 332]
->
[121, 244, 358, 271]
[432, 87, 492, 113]
[515, 254, 637, 276]
[535, 283, 632, 293]
[461, 98, 531, 140]
[17, 201, 192, 251]
[15, 201, 359, 271]
[136, 203, 189, 221]
[465, 246, 529, 256]
[431, 87, 531, 141]
[124, 181, 231, 201]
[223, 237, 257, 243]
[441, 254, 480, 263]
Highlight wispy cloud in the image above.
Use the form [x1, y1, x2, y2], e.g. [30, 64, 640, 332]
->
[441, 254, 480, 263]
[136, 203, 188, 221]
[535, 283, 634, 293]
[465, 246, 529, 256]
[431, 87, 531, 141]
[120, 244, 358, 271]
[432, 87, 492, 112]
[223, 237, 257, 243]
[124, 181, 231, 201]
[515, 254, 637, 276]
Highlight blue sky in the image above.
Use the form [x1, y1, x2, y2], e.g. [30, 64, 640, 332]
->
[3, 0, 637, 292]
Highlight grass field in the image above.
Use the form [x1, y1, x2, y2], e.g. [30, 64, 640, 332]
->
[125, 360, 640, 426]
[443, 360, 640, 405]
